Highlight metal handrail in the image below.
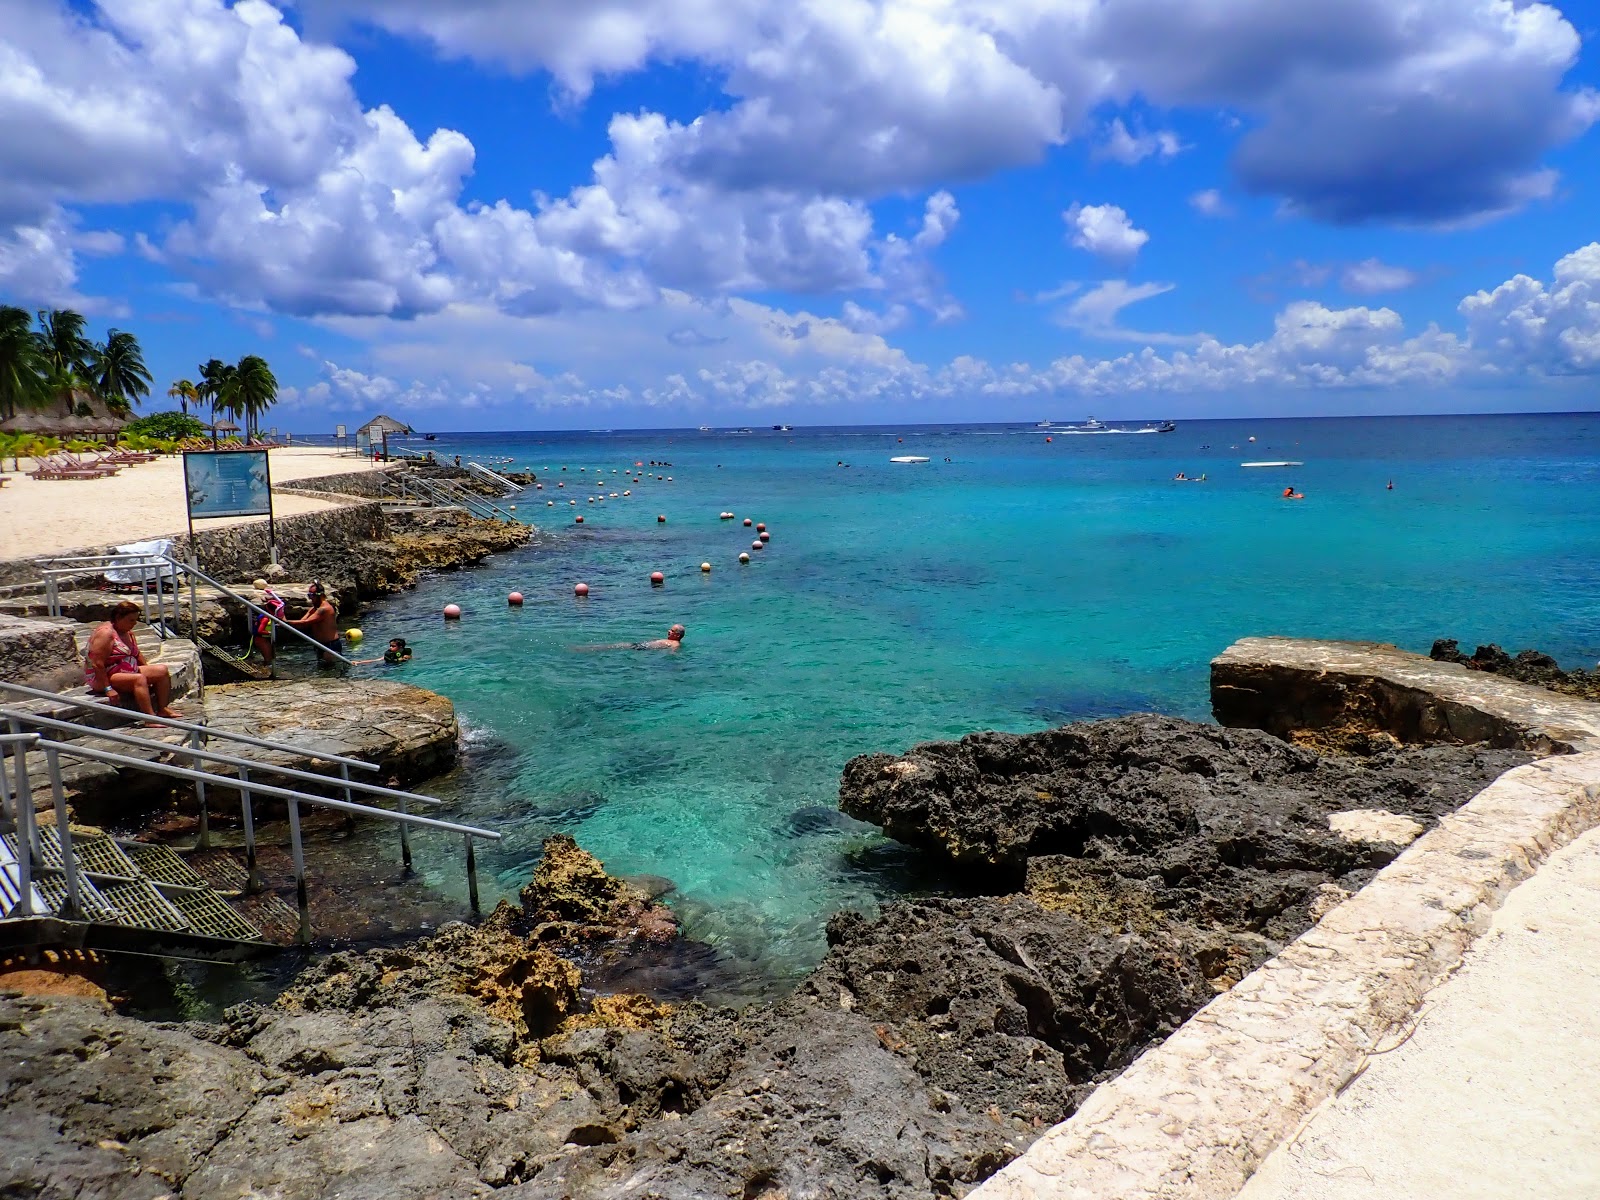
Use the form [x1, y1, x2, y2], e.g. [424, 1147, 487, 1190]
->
[465, 461, 520, 496]
[0, 680, 378, 772]
[2, 735, 497, 939]
[37, 552, 355, 665]
[0, 708, 443, 810]
[390, 470, 519, 523]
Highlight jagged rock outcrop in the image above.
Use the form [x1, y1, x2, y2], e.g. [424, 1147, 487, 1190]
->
[1211, 636, 1600, 753]
[0, 703, 1542, 1200]
[1431, 638, 1600, 702]
[257, 506, 535, 614]
[839, 714, 1523, 884]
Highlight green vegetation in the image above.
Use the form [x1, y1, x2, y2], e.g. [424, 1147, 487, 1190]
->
[124, 411, 207, 440]
[0, 306, 156, 421]
[0, 304, 279, 440]
[193, 354, 279, 440]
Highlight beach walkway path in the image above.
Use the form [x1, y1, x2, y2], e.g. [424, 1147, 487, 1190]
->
[1236, 824, 1600, 1200]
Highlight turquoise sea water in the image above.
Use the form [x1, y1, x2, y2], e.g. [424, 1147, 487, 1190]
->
[350, 414, 1600, 994]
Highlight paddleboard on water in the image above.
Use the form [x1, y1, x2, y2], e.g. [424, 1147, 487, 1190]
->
[890, 455, 931, 463]
[1240, 460, 1304, 468]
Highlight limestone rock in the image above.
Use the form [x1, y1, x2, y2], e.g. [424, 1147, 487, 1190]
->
[203, 678, 459, 784]
[521, 834, 680, 943]
[839, 713, 1523, 886]
[1211, 636, 1600, 753]
[1327, 808, 1425, 846]
[0, 612, 80, 691]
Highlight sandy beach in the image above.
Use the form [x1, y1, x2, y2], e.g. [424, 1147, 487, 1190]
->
[0, 447, 382, 561]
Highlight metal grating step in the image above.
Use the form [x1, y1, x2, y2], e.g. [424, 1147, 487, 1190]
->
[35, 873, 121, 922]
[122, 841, 210, 889]
[164, 888, 262, 942]
[35, 828, 140, 879]
[95, 878, 189, 932]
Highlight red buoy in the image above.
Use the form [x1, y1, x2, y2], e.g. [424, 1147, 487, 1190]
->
[574, 582, 589, 596]
[575, 515, 584, 523]
[658, 514, 666, 523]
[443, 604, 462, 619]
[759, 531, 770, 542]
[743, 518, 752, 527]
[508, 592, 524, 605]
[650, 571, 665, 586]
[751, 541, 763, 551]
[756, 523, 766, 532]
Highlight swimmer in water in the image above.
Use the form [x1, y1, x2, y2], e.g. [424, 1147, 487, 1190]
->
[574, 624, 685, 652]
[1282, 486, 1304, 500]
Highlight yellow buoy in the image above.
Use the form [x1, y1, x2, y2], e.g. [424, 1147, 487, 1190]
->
[345, 628, 364, 644]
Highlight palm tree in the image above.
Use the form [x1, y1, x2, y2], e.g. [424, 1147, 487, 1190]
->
[34, 309, 94, 416]
[197, 357, 230, 425]
[167, 378, 199, 416]
[91, 329, 153, 418]
[232, 355, 278, 440]
[0, 305, 49, 421]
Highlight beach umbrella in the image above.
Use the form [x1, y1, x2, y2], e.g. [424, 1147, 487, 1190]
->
[208, 418, 240, 448]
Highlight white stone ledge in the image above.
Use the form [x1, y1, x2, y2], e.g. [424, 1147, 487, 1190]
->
[970, 752, 1600, 1200]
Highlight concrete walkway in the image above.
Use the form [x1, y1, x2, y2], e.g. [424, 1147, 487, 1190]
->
[1237, 825, 1600, 1200]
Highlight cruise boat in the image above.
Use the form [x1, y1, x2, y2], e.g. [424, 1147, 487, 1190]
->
[698, 425, 713, 432]
[1061, 416, 1117, 434]
[772, 424, 792, 431]
[1036, 420, 1053, 428]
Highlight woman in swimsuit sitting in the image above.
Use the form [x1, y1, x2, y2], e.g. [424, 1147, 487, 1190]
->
[85, 600, 181, 718]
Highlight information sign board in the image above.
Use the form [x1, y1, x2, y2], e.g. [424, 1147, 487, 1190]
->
[183, 449, 272, 518]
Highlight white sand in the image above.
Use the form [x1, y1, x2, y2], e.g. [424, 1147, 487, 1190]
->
[1237, 823, 1600, 1200]
[0, 447, 384, 561]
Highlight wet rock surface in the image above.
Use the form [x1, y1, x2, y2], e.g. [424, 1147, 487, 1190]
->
[840, 714, 1526, 877]
[1431, 638, 1600, 702]
[1, 715, 1534, 1199]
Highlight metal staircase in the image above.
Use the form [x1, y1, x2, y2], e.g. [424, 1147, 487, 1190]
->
[0, 685, 500, 960]
[381, 469, 522, 523]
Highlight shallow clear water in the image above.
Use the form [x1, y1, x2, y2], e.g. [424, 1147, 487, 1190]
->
[347, 414, 1600, 993]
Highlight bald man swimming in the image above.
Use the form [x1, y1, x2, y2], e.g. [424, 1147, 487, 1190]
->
[575, 624, 685, 652]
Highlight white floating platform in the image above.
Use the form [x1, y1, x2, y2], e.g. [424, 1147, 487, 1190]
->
[889, 455, 931, 463]
[1241, 460, 1304, 468]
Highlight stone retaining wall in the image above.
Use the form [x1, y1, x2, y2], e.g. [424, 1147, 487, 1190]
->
[175, 500, 389, 583]
[972, 750, 1600, 1200]
[0, 500, 391, 590]
[276, 469, 397, 498]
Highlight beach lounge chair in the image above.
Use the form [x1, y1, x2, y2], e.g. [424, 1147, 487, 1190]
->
[28, 455, 106, 480]
[60, 450, 122, 475]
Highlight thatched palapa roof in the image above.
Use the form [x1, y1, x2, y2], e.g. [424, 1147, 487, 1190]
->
[356, 414, 412, 439]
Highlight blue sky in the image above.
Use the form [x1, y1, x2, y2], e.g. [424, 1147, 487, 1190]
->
[2, 0, 1598, 431]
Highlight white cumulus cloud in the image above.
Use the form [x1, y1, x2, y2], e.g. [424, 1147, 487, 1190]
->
[1064, 203, 1148, 267]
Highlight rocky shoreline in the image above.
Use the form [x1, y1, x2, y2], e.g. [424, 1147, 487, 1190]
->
[1430, 637, 1600, 702]
[0, 707, 1530, 1199]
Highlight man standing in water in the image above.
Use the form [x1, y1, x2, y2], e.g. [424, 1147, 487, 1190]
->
[285, 581, 343, 664]
[575, 624, 685, 651]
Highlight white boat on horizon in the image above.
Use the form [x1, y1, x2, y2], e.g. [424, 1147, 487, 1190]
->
[1060, 416, 1119, 434]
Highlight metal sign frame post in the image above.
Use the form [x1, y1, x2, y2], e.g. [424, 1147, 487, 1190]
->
[182, 448, 276, 571]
